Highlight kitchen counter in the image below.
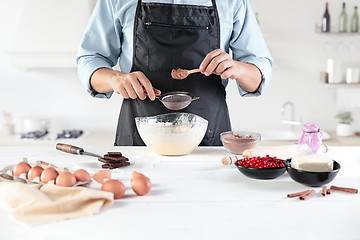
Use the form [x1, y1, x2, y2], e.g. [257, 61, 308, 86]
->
[0, 146, 359, 240]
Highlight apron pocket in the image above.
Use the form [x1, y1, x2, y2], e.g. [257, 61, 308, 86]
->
[144, 21, 211, 71]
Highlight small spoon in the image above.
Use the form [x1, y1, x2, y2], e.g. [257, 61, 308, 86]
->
[171, 68, 201, 80]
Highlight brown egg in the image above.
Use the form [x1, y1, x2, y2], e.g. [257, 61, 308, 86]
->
[131, 171, 148, 181]
[101, 179, 126, 199]
[40, 167, 59, 183]
[27, 166, 44, 180]
[93, 169, 111, 184]
[131, 171, 151, 196]
[73, 169, 91, 182]
[56, 172, 77, 187]
[13, 162, 32, 176]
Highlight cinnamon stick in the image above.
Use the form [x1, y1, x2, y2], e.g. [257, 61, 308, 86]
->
[299, 189, 315, 200]
[326, 188, 332, 195]
[287, 190, 311, 198]
[321, 186, 327, 196]
[330, 185, 358, 194]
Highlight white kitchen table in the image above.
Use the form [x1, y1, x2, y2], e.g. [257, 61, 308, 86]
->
[0, 146, 359, 240]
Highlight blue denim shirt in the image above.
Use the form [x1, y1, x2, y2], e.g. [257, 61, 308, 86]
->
[76, 0, 273, 99]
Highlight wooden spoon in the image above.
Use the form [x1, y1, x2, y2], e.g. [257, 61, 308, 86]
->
[171, 68, 201, 80]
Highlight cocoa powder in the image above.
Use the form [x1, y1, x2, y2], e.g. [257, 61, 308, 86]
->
[171, 68, 188, 79]
[222, 134, 258, 154]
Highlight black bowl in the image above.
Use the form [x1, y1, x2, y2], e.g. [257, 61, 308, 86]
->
[284, 159, 340, 187]
[234, 160, 286, 180]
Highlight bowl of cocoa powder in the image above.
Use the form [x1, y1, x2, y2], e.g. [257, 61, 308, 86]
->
[220, 131, 261, 154]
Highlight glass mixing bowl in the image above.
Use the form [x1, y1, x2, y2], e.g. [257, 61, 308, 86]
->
[220, 131, 261, 154]
[135, 113, 208, 156]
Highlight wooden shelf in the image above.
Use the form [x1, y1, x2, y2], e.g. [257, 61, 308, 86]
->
[315, 28, 360, 36]
[322, 83, 360, 88]
[317, 32, 360, 35]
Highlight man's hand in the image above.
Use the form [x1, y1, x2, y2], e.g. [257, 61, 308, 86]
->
[199, 49, 240, 80]
[199, 49, 262, 92]
[91, 68, 161, 101]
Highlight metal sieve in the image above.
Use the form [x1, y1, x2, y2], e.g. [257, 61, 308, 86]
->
[156, 91, 200, 111]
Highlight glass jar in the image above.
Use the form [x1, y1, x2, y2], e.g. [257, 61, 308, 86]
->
[298, 123, 323, 153]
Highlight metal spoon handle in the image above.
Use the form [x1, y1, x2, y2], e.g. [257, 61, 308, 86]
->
[83, 151, 103, 159]
[56, 143, 84, 155]
[191, 96, 200, 101]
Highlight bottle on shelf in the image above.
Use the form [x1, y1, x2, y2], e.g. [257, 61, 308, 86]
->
[339, 2, 347, 32]
[321, 2, 331, 32]
[351, 6, 359, 32]
[255, 12, 260, 25]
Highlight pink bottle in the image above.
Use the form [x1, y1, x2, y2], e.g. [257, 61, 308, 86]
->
[298, 123, 323, 153]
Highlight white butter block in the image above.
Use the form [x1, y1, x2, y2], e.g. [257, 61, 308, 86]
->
[291, 154, 333, 172]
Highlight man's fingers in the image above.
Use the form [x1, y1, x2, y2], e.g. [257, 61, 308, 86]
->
[136, 72, 156, 101]
[131, 79, 147, 100]
[220, 67, 236, 80]
[117, 87, 130, 99]
[214, 59, 233, 75]
[153, 88, 161, 96]
[204, 52, 228, 76]
[199, 49, 223, 72]
[123, 81, 138, 99]
[112, 71, 159, 101]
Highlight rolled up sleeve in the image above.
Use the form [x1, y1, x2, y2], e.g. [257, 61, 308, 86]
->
[230, 0, 273, 97]
[76, 0, 121, 99]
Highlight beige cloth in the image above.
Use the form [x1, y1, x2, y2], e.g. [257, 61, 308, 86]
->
[0, 178, 114, 226]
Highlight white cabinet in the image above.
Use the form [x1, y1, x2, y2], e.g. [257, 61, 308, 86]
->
[0, 0, 97, 69]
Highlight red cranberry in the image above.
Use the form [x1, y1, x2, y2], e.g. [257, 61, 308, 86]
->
[240, 156, 284, 168]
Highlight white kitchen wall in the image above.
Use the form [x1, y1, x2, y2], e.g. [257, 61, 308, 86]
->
[0, 0, 359, 137]
[232, 0, 360, 132]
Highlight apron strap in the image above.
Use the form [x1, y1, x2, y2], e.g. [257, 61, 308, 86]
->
[210, 0, 220, 48]
[211, 0, 217, 8]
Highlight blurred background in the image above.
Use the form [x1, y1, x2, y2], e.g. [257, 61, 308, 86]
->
[0, 0, 359, 144]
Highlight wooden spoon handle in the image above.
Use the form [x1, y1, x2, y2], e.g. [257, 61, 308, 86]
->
[188, 68, 201, 74]
[56, 143, 83, 155]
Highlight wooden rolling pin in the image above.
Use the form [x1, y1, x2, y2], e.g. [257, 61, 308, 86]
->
[222, 144, 329, 165]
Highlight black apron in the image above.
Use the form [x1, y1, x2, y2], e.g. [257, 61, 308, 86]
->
[115, 0, 231, 146]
